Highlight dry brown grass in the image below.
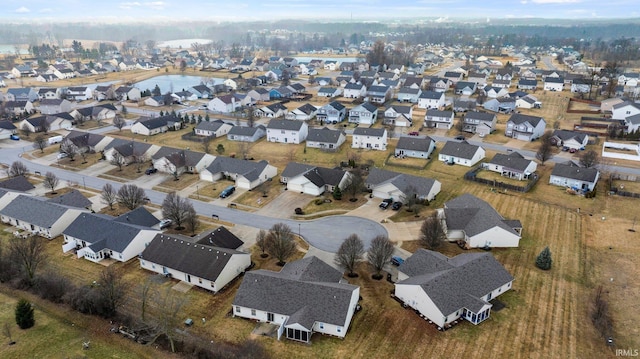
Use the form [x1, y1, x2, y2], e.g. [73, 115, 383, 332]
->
[100, 163, 146, 181]
[232, 182, 284, 208]
[153, 173, 200, 192]
[301, 194, 368, 215]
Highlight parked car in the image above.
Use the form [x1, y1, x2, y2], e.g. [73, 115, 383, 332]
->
[408, 131, 420, 136]
[391, 201, 403, 210]
[220, 185, 236, 198]
[569, 148, 577, 153]
[145, 167, 158, 175]
[56, 152, 68, 159]
[159, 219, 172, 229]
[454, 135, 465, 140]
[391, 256, 404, 266]
[9, 134, 20, 141]
[379, 198, 393, 209]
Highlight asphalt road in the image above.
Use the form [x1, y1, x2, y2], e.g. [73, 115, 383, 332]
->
[0, 144, 387, 252]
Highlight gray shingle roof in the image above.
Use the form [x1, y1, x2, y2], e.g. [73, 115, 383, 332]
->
[551, 129, 587, 144]
[195, 120, 231, 132]
[488, 152, 534, 172]
[439, 141, 482, 160]
[366, 168, 438, 199]
[464, 111, 496, 122]
[0, 195, 76, 228]
[551, 162, 599, 182]
[353, 127, 386, 137]
[233, 256, 358, 329]
[396, 136, 434, 152]
[507, 113, 545, 127]
[141, 233, 248, 282]
[228, 125, 265, 137]
[205, 156, 271, 182]
[307, 127, 344, 144]
[64, 212, 156, 252]
[0, 120, 17, 130]
[47, 189, 92, 209]
[281, 162, 317, 179]
[0, 176, 35, 192]
[113, 207, 160, 227]
[397, 249, 514, 315]
[303, 167, 347, 188]
[196, 226, 244, 250]
[267, 119, 304, 131]
[443, 194, 520, 238]
[426, 109, 452, 118]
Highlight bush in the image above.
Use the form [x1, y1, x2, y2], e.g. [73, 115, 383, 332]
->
[294, 207, 304, 215]
[314, 198, 324, 205]
[35, 274, 74, 303]
[15, 299, 35, 329]
[535, 246, 552, 270]
[585, 190, 596, 198]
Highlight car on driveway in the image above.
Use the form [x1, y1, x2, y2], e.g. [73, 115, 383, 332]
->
[391, 256, 405, 266]
[454, 135, 465, 140]
[145, 167, 158, 175]
[220, 185, 236, 198]
[379, 198, 393, 209]
[159, 219, 172, 229]
[408, 131, 420, 136]
[9, 134, 20, 140]
[391, 201, 403, 210]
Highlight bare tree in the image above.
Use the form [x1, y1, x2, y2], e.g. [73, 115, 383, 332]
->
[137, 277, 154, 322]
[112, 116, 126, 131]
[535, 131, 554, 165]
[201, 136, 213, 154]
[335, 234, 364, 277]
[255, 229, 268, 258]
[246, 108, 256, 128]
[41, 119, 51, 135]
[237, 141, 250, 160]
[43, 172, 59, 194]
[132, 154, 148, 173]
[402, 185, 420, 214]
[454, 116, 465, 133]
[101, 183, 117, 210]
[367, 235, 394, 279]
[147, 286, 188, 353]
[184, 206, 199, 235]
[161, 192, 192, 230]
[110, 151, 125, 171]
[20, 123, 31, 138]
[8, 161, 28, 177]
[419, 214, 446, 250]
[59, 141, 78, 162]
[9, 235, 48, 287]
[579, 150, 599, 168]
[117, 184, 147, 210]
[33, 135, 47, 153]
[265, 223, 297, 266]
[3, 322, 14, 345]
[343, 168, 365, 201]
[97, 266, 127, 318]
[591, 285, 613, 340]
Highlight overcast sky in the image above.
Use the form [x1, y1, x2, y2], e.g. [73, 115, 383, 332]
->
[0, 0, 635, 22]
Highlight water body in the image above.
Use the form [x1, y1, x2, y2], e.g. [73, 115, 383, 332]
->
[0, 44, 28, 55]
[134, 75, 223, 94]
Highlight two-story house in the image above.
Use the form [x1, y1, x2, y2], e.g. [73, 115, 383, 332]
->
[266, 119, 309, 144]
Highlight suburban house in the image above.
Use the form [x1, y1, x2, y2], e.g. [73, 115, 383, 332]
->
[316, 101, 347, 124]
[462, 111, 497, 136]
[517, 79, 538, 90]
[317, 87, 341, 98]
[208, 94, 240, 113]
[424, 109, 454, 129]
[397, 87, 422, 103]
[438, 141, 485, 166]
[395, 136, 436, 159]
[428, 77, 450, 92]
[485, 152, 538, 180]
[104, 141, 157, 165]
[266, 119, 308, 144]
[189, 85, 215, 99]
[343, 83, 367, 98]
[440, 193, 522, 248]
[0, 195, 87, 239]
[515, 95, 541, 109]
[549, 162, 600, 192]
[483, 97, 516, 114]
[130, 115, 182, 136]
[62, 212, 160, 263]
[38, 88, 62, 100]
[199, 156, 277, 190]
[195, 226, 245, 250]
[417, 91, 445, 109]
[543, 77, 564, 92]
[227, 125, 266, 142]
[285, 103, 318, 121]
[624, 114, 640, 133]
[348, 102, 378, 125]
[454, 81, 477, 96]
[66, 86, 93, 101]
[115, 86, 142, 101]
[505, 114, 546, 141]
[140, 233, 251, 292]
[352, 127, 387, 151]
[152, 147, 215, 176]
[306, 127, 346, 151]
[384, 105, 413, 127]
[0, 176, 35, 193]
[394, 249, 514, 329]
[550, 130, 589, 150]
[0, 120, 17, 140]
[482, 86, 509, 99]
[232, 256, 360, 343]
[39, 99, 72, 115]
[282, 162, 351, 196]
[5, 87, 38, 102]
[64, 130, 112, 153]
[468, 72, 488, 86]
[366, 168, 441, 202]
[366, 85, 392, 104]
[143, 96, 168, 107]
[194, 120, 234, 137]
[444, 71, 463, 84]
[255, 102, 288, 118]
[4, 101, 34, 116]
[611, 101, 640, 120]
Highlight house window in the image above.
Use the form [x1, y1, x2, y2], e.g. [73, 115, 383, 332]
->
[198, 278, 203, 284]
[251, 309, 256, 316]
[319, 323, 324, 329]
[211, 282, 215, 288]
[337, 327, 342, 333]
[235, 306, 240, 313]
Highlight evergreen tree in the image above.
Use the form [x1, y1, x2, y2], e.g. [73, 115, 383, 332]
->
[536, 246, 552, 270]
[332, 185, 342, 200]
[15, 299, 35, 329]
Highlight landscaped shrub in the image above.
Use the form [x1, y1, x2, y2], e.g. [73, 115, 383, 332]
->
[535, 246, 553, 270]
[15, 299, 35, 329]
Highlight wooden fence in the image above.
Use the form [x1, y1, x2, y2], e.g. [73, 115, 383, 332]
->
[464, 166, 539, 193]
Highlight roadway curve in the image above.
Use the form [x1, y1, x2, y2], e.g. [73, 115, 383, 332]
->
[0, 144, 387, 252]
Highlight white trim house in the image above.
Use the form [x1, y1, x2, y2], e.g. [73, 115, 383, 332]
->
[352, 127, 387, 151]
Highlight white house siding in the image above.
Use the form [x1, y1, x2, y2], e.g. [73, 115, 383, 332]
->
[372, 183, 405, 202]
[352, 135, 387, 151]
[287, 176, 324, 196]
[312, 288, 359, 338]
[395, 148, 431, 159]
[2, 209, 84, 239]
[468, 227, 520, 248]
[266, 128, 308, 144]
[486, 162, 537, 181]
[549, 174, 599, 191]
[395, 284, 450, 328]
[438, 149, 484, 167]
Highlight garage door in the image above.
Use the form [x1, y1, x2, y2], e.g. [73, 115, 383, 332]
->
[516, 133, 530, 141]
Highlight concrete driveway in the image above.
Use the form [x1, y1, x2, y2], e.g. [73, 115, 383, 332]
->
[255, 189, 310, 219]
